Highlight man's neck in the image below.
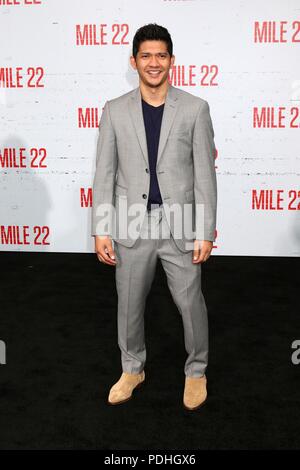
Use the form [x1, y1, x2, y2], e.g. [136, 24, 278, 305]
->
[139, 80, 169, 107]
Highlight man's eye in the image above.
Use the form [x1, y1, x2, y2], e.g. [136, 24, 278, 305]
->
[141, 55, 166, 58]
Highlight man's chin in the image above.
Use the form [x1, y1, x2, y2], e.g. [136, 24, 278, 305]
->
[141, 75, 167, 88]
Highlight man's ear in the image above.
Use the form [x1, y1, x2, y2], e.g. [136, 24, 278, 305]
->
[130, 56, 137, 70]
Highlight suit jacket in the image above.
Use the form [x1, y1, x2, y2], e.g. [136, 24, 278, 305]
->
[91, 84, 217, 253]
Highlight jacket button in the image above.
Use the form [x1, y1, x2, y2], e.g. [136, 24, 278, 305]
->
[145, 168, 149, 173]
[142, 194, 147, 199]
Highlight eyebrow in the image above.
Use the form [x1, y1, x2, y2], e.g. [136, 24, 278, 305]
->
[139, 52, 169, 55]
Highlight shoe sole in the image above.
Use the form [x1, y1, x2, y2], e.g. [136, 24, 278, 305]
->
[107, 379, 145, 406]
[183, 397, 207, 411]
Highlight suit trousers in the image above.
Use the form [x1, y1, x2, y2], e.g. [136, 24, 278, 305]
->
[113, 204, 209, 378]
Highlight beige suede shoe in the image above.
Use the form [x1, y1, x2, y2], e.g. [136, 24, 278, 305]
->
[107, 371, 145, 405]
[183, 374, 207, 410]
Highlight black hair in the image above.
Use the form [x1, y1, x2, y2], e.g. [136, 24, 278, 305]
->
[132, 23, 173, 59]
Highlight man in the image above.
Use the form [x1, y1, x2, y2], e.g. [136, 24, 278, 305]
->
[92, 23, 217, 411]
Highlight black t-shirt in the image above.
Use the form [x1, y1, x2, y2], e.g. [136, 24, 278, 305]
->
[141, 98, 164, 210]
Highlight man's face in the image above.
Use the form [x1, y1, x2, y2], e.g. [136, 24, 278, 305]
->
[130, 40, 175, 89]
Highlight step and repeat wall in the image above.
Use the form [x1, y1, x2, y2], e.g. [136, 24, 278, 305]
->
[0, 0, 299, 256]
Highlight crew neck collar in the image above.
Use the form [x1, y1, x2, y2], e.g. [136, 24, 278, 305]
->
[142, 98, 165, 108]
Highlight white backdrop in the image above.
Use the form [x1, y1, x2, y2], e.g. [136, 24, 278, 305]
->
[1, 0, 299, 256]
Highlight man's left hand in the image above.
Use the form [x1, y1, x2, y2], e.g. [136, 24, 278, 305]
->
[192, 240, 213, 264]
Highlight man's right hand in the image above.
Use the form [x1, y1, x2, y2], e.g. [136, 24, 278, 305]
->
[95, 235, 117, 266]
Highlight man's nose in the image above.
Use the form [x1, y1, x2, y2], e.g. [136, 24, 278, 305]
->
[149, 56, 160, 66]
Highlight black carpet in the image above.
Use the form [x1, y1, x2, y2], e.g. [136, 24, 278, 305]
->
[0, 252, 299, 450]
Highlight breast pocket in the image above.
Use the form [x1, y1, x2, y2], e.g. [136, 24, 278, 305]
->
[168, 130, 190, 140]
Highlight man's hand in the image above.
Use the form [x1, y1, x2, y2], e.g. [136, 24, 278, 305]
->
[95, 235, 117, 266]
[192, 240, 213, 264]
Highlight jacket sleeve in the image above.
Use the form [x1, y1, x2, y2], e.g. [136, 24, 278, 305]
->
[91, 100, 118, 237]
[192, 100, 217, 242]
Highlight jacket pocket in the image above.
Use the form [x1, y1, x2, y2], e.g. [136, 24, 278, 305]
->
[168, 130, 190, 139]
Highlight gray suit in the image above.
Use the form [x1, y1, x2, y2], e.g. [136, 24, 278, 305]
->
[92, 84, 217, 377]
